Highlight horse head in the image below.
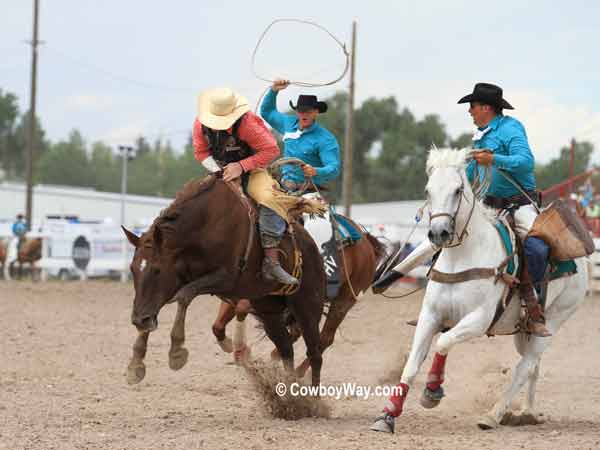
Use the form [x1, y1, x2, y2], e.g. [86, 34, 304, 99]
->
[123, 175, 242, 332]
[123, 224, 186, 331]
[425, 148, 475, 248]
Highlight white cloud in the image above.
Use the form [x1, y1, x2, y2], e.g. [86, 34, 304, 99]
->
[99, 122, 150, 146]
[64, 94, 115, 112]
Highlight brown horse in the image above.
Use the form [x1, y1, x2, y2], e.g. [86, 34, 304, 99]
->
[122, 173, 329, 387]
[9, 238, 42, 280]
[213, 216, 387, 375]
[0, 240, 6, 278]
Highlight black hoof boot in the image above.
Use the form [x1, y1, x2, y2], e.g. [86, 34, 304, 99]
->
[420, 386, 444, 409]
[372, 270, 404, 294]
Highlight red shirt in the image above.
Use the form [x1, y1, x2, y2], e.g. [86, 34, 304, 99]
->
[192, 112, 279, 172]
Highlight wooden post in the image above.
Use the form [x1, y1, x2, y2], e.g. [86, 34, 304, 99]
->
[569, 138, 575, 194]
[25, 0, 40, 230]
[342, 21, 356, 217]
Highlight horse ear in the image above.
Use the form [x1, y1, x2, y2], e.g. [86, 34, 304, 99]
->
[122, 226, 140, 247]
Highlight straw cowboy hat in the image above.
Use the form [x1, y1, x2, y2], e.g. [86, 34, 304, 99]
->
[197, 87, 250, 130]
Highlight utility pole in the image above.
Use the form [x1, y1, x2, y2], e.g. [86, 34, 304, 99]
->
[342, 21, 357, 217]
[569, 138, 576, 194]
[25, 0, 40, 230]
[119, 145, 134, 282]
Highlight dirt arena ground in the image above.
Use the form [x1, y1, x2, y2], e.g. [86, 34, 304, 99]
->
[1, 281, 599, 450]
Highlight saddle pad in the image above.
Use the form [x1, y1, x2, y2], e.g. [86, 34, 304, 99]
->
[333, 213, 363, 244]
[303, 207, 342, 299]
[494, 218, 518, 275]
[495, 215, 576, 280]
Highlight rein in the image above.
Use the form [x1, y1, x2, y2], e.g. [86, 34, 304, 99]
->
[222, 179, 255, 274]
[428, 180, 477, 249]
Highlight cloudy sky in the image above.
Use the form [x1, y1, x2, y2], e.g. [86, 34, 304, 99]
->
[2, 0, 599, 164]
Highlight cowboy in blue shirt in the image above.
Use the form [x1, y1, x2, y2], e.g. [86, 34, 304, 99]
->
[462, 83, 550, 337]
[260, 79, 341, 190]
[12, 213, 27, 252]
[373, 83, 550, 337]
[259, 80, 341, 279]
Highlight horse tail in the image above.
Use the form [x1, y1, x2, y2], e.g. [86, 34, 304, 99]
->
[371, 241, 404, 285]
[364, 233, 387, 264]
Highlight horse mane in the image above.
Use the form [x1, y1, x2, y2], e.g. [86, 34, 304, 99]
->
[426, 146, 470, 175]
[156, 174, 219, 225]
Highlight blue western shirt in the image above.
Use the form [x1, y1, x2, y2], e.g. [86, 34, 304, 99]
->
[467, 115, 536, 198]
[260, 89, 341, 186]
[12, 220, 27, 237]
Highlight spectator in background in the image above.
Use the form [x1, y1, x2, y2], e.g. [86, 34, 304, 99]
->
[12, 214, 27, 252]
[587, 198, 600, 218]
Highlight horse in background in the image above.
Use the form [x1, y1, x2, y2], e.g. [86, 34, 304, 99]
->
[213, 218, 387, 375]
[0, 239, 6, 279]
[7, 238, 42, 280]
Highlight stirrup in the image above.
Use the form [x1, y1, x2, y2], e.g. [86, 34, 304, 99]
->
[525, 318, 552, 337]
[262, 259, 299, 285]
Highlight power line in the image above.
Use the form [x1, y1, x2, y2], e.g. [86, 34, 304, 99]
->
[96, 128, 192, 146]
[44, 45, 196, 93]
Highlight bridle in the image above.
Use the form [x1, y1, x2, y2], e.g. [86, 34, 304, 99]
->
[428, 171, 477, 249]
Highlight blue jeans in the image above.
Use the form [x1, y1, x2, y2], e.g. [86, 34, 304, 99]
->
[259, 206, 287, 248]
[523, 236, 549, 285]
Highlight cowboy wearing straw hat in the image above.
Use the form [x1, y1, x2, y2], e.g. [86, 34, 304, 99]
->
[193, 87, 324, 285]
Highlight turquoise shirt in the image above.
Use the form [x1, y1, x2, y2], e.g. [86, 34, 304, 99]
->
[260, 89, 341, 186]
[467, 115, 536, 197]
[12, 220, 27, 237]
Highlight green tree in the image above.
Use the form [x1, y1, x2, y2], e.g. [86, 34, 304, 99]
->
[0, 89, 20, 179]
[90, 141, 120, 192]
[14, 110, 50, 179]
[450, 132, 473, 149]
[536, 141, 594, 190]
[37, 130, 92, 186]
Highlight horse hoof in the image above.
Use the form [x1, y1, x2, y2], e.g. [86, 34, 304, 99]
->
[500, 411, 544, 426]
[217, 337, 233, 353]
[294, 359, 311, 378]
[126, 362, 146, 385]
[270, 348, 281, 361]
[477, 414, 499, 430]
[234, 345, 251, 365]
[168, 347, 189, 371]
[420, 386, 444, 409]
[370, 413, 395, 433]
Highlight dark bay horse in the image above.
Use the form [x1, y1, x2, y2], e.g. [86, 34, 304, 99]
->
[213, 218, 387, 376]
[122, 174, 328, 387]
[0, 240, 6, 278]
[8, 238, 42, 280]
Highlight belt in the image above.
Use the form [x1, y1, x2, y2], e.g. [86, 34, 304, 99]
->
[483, 191, 539, 210]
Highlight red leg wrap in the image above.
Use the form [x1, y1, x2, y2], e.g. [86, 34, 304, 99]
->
[383, 382, 409, 417]
[426, 352, 447, 391]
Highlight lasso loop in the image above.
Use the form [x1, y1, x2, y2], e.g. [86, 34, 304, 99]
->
[251, 19, 350, 112]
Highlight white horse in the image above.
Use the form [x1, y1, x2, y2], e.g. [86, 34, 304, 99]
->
[371, 147, 589, 432]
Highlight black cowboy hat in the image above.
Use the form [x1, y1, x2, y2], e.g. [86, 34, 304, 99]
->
[289, 95, 328, 113]
[457, 83, 514, 110]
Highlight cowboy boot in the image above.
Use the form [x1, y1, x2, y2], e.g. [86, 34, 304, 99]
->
[262, 247, 299, 285]
[520, 283, 551, 337]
